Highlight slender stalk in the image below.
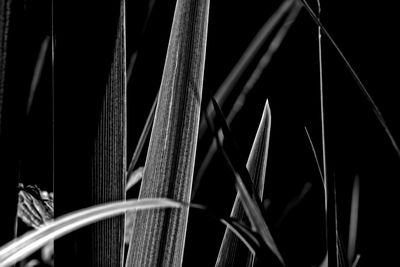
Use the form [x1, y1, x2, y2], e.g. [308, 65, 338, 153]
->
[299, 0, 400, 160]
[304, 126, 324, 183]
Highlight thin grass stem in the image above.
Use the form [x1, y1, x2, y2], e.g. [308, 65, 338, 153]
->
[299, 0, 400, 160]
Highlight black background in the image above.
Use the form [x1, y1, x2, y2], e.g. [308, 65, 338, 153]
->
[12, 0, 399, 266]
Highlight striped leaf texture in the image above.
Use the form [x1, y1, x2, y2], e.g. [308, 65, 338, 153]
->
[126, 0, 209, 266]
[54, 1, 126, 266]
[216, 100, 272, 267]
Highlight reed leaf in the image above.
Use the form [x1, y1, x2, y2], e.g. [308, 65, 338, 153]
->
[216, 99, 272, 267]
[198, 0, 295, 140]
[0, 198, 181, 267]
[125, 0, 209, 266]
[351, 254, 360, 267]
[347, 175, 360, 265]
[193, 2, 301, 198]
[54, 1, 126, 266]
[206, 96, 284, 265]
[126, 166, 144, 191]
[27, 36, 50, 115]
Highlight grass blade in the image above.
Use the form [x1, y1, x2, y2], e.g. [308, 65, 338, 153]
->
[347, 175, 360, 265]
[126, 0, 209, 266]
[198, 0, 295, 140]
[54, 1, 127, 265]
[0, 198, 181, 267]
[216, 99, 272, 267]
[351, 254, 360, 267]
[304, 126, 324, 184]
[126, 166, 144, 191]
[125, 201, 265, 256]
[299, 0, 400, 160]
[192, 3, 301, 198]
[27, 36, 50, 115]
[206, 96, 284, 265]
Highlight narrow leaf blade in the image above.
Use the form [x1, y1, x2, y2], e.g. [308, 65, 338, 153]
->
[207, 96, 284, 265]
[216, 99, 272, 267]
[126, 0, 210, 266]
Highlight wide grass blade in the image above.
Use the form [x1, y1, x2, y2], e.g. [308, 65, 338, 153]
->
[206, 96, 284, 265]
[0, 199, 181, 267]
[125, 0, 209, 266]
[198, 0, 295, 140]
[216, 99, 272, 267]
[299, 0, 400, 160]
[124, 201, 266, 256]
[192, 3, 301, 198]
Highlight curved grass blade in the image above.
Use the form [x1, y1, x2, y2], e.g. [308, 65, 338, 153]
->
[0, 198, 181, 267]
[216, 99, 272, 267]
[124, 201, 264, 255]
[2, 195, 266, 267]
[299, 0, 400, 160]
[198, 0, 295, 140]
[126, 0, 210, 266]
[206, 96, 284, 265]
[193, 3, 301, 198]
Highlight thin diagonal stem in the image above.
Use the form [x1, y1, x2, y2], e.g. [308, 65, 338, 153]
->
[299, 0, 400, 160]
[304, 126, 323, 184]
